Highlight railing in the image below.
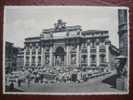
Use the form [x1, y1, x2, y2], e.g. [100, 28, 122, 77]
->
[99, 62, 108, 67]
[99, 48, 106, 52]
[90, 62, 97, 67]
[81, 49, 87, 53]
[81, 60, 87, 63]
[80, 63, 88, 67]
[90, 48, 96, 53]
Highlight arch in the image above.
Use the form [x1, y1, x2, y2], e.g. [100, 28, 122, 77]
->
[55, 47, 66, 55]
[54, 47, 66, 66]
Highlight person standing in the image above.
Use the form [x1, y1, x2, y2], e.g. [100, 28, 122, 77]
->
[27, 78, 31, 87]
[10, 81, 14, 90]
[77, 71, 81, 83]
[18, 79, 21, 87]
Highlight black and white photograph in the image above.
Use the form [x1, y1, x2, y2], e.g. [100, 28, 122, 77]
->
[3, 6, 129, 95]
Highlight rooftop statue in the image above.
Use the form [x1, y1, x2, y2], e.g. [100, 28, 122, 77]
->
[54, 19, 66, 31]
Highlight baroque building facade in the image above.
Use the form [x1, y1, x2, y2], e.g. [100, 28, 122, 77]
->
[24, 20, 118, 71]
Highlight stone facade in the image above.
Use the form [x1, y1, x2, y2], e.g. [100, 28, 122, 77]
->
[16, 48, 24, 70]
[118, 9, 128, 57]
[24, 20, 118, 71]
[5, 41, 19, 73]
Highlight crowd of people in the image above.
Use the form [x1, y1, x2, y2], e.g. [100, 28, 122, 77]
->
[7, 65, 109, 89]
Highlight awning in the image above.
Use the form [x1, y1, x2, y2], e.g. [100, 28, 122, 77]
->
[116, 55, 126, 59]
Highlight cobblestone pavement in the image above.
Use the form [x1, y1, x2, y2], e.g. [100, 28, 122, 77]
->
[14, 72, 123, 93]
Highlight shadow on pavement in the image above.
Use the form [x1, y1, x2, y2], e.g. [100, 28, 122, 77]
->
[5, 86, 23, 92]
[102, 74, 118, 88]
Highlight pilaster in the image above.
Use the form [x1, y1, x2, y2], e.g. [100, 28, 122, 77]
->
[29, 48, 32, 66]
[87, 41, 90, 66]
[76, 45, 79, 67]
[66, 45, 69, 66]
[24, 48, 26, 67]
[49, 46, 53, 66]
[35, 48, 38, 66]
[96, 40, 100, 67]
[41, 47, 44, 66]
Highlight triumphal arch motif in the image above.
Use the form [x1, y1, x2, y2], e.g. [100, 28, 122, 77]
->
[24, 19, 118, 71]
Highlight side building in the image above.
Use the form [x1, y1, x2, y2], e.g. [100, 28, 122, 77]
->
[5, 42, 14, 73]
[118, 9, 128, 57]
[5, 42, 18, 73]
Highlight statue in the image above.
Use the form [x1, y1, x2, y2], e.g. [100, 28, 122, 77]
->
[54, 19, 66, 31]
[116, 55, 127, 78]
[115, 55, 128, 90]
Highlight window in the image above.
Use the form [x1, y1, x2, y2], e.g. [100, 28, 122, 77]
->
[26, 57, 29, 64]
[38, 56, 41, 63]
[26, 48, 30, 55]
[81, 55, 87, 63]
[32, 56, 35, 63]
[100, 55, 106, 63]
[81, 43, 87, 53]
[38, 49, 41, 54]
[91, 55, 96, 63]
[91, 40, 96, 48]
[99, 45, 106, 52]
[32, 49, 36, 55]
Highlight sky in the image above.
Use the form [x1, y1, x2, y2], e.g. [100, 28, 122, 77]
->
[4, 6, 121, 48]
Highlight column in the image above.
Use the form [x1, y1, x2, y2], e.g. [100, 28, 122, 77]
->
[87, 44, 90, 67]
[29, 48, 32, 66]
[52, 47, 55, 66]
[53, 54, 55, 66]
[23, 48, 26, 67]
[35, 48, 38, 66]
[55, 55, 57, 66]
[49, 46, 53, 66]
[64, 55, 66, 66]
[96, 44, 100, 67]
[66, 45, 69, 66]
[41, 47, 44, 67]
[76, 45, 79, 67]
[105, 40, 111, 67]
[106, 44, 109, 63]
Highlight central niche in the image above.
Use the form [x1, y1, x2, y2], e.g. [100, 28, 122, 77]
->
[55, 47, 66, 66]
